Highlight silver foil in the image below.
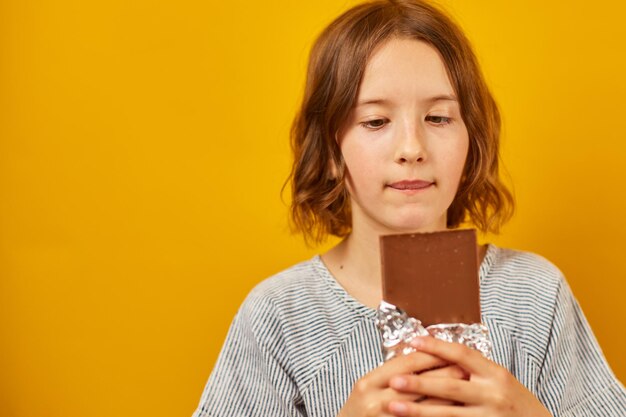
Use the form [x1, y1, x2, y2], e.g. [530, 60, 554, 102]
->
[375, 301, 492, 361]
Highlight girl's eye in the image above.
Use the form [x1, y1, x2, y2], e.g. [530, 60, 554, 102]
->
[426, 115, 451, 125]
[360, 118, 388, 130]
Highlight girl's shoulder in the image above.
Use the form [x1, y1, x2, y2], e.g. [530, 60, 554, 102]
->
[247, 257, 322, 297]
[481, 245, 569, 317]
[243, 256, 337, 310]
[237, 256, 367, 329]
[231, 257, 376, 387]
[480, 245, 568, 354]
[482, 244, 565, 293]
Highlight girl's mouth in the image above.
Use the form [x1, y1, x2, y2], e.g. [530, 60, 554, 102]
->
[388, 180, 434, 190]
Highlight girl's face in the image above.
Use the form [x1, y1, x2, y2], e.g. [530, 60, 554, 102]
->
[338, 37, 469, 236]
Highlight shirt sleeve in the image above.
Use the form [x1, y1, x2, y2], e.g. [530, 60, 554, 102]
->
[537, 276, 626, 416]
[191, 294, 305, 417]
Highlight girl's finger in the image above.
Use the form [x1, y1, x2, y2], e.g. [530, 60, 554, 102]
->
[379, 388, 428, 417]
[410, 336, 493, 377]
[388, 401, 471, 417]
[418, 364, 468, 380]
[389, 375, 485, 404]
[365, 351, 449, 387]
[418, 397, 457, 405]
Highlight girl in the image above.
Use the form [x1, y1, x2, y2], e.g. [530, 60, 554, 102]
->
[192, 1, 626, 416]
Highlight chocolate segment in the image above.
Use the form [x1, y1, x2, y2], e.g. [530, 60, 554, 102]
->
[380, 229, 481, 326]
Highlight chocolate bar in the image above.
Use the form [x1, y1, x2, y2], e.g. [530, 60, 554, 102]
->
[380, 229, 481, 326]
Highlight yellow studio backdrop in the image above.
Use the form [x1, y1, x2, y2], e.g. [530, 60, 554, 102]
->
[1, 0, 624, 415]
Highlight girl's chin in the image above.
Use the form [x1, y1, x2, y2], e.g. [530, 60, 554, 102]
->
[380, 219, 447, 235]
[351, 207, 448, 235]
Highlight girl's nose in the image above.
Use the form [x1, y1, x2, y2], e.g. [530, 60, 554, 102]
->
[394, 124, 426, 164]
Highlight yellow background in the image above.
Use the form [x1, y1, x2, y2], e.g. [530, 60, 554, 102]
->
[1, 0, 624, 416]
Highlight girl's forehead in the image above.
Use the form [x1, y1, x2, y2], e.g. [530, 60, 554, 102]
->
[358, 37, 456, 104]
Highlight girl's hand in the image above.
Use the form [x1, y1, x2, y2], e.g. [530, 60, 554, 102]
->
[387, 337, 552, 417]
[338, 350, 466, 417]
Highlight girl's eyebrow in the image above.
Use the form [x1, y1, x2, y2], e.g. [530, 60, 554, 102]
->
[424, 94, 458, 103]
[356, 94, 458, 107]
[356, 98, 392, 107]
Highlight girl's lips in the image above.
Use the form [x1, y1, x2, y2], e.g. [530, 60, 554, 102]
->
[388, 180, 434, 190]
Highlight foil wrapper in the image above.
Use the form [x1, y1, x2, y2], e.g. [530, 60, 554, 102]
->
[375, 301, 492, 361]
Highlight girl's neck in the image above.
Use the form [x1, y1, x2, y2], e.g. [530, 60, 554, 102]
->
[321, 228, 385, 309]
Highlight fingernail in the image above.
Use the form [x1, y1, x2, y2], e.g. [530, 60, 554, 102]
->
[389, 401, 408, 415]
[390, 376, 407, 389]
[410, 337, 425, 348]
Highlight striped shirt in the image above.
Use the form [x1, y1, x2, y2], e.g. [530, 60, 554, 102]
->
[192, 245, 626, 416]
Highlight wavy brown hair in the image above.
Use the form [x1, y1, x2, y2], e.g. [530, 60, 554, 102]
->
[288, 0, 514, 244]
